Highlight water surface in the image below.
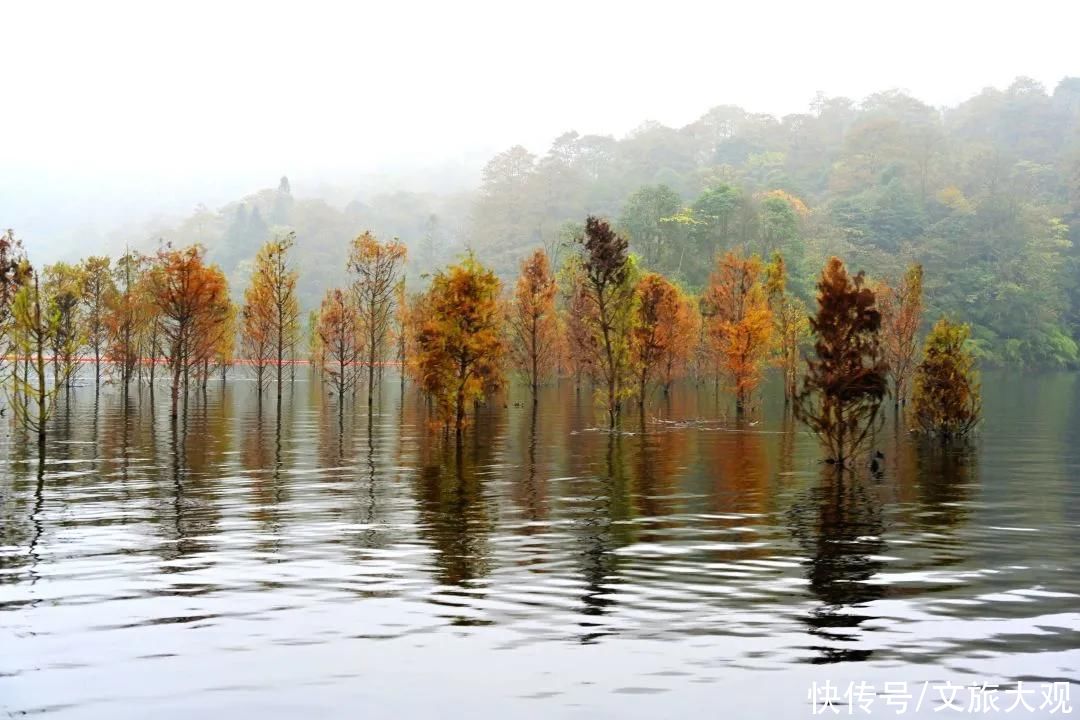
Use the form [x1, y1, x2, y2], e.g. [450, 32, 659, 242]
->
[2, 372, 1078, 717]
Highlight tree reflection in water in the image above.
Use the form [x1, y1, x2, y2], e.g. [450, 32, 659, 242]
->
[789, 469, 886, 664]
[412, 407, 499, 604]
[575, 432, 630, 644]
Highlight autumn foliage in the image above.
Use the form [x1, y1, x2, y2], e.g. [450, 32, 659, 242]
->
[509, 249, 559, 401]
[411, 255, 505, 432]
[795, 257, 888, 465]
[316, 287, 364, 404]
[146, 244, 232, 417]
[0, 206, 986, 458]
[912, 318, 981, 438]
[108, 250, 157, 388]
[878, 264, 924, 406]
[348, 231, 407, 406]
[765, 253, 810, 402]
[632, 273, 696, 404]
[241, 232, 300, 402]
[574, 216, 637, 427]
[703, 251, 774, 413]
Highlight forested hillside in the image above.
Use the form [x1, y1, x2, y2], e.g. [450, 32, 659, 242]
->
[143, 77, 1080, 366]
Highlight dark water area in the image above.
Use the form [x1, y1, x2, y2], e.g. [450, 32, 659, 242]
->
[1, 371, 1078, 718]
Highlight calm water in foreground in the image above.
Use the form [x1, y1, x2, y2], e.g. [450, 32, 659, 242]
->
[1, 371, 1078, 718]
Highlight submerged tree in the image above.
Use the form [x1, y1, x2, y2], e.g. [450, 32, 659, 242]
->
[44, 263, 85, 392]
[509, 249, 558, 402]
[348, 231, 407, 408]
[659, 285, 699, 395]
[560, 260, 596, 389]
[912, 318, 981, 439]
[0, 230, 30, 393]
[393, 279, 410, 392]
[80, 255, 114, 387]
[878, 263, 924, 406]
[147, 245, 231, 418]
[631, 273, 686, 406]
[412, 255, 505, 433]
[703, 250, 773, 413]
[795, 257, 888, 466]
[264, 232, 300, 405]
[240, 283, 274, 395]
[765, 253, 810, 403]
[105, 249, 151, 388]
[241, 233, 299, 402]
[575, 216, 637, 427]
[316, 287, 364, 407]
[213, 300, 238, 383]
[10, 272, 75, 441]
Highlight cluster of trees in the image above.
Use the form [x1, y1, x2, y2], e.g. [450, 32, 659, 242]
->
[2, 210, 980, 463]
[0, 233, 237, 438]
[124, 77, 1077, 369]
[470, 78, 1080, 369]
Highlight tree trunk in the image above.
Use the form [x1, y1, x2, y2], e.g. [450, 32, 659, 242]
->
[35, 301, 46, 442]
[455, 360, 467, 434]
[170, 336, 183, 419]
[276, 302, 284, 410]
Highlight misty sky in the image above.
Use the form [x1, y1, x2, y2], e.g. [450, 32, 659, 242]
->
[3, 0, 1078, 255]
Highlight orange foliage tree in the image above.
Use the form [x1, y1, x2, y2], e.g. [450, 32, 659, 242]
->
[703, 250, 774, 413]
[347, 231, 407, 408]
[559, 260, 596, 389]
[508, 249, 558, 402]
[878, 263, 924, 406]
[795, 257, 888, 466]
[660, 286, 699, 394]
[631, 273, 696, 405]
[146, 244, 231, 418]
[411, 255, 505, 433]
[316, 287, 364, 406]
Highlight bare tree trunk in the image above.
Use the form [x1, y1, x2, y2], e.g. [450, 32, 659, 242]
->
[35, 300, 46, 442]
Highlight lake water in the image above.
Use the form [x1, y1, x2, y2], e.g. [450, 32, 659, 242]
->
[2, 372, 1078, 718]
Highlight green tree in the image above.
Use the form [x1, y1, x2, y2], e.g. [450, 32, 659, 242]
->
[619, 184, 682, 270]
[80, 255, 115, 387]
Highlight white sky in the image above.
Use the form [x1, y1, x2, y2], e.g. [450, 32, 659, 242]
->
[2, 0, 1078, 253]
